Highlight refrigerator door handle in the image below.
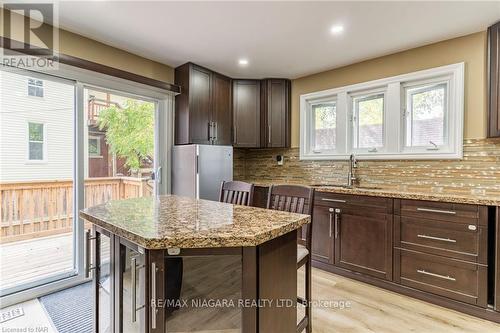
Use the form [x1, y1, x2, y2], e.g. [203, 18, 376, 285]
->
[208, 121, 213, 141]
[213, 122, 218, 142]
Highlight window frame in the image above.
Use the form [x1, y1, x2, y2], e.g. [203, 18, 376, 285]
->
[88, 135, 102, 158]
[299, 63, 464, 160]
[27, 78, 44, 98]
[26, 121, 47, 163]
[402, 78, 451, 153]
[349, 88, 387, 154]
[309, 98, 338, 155]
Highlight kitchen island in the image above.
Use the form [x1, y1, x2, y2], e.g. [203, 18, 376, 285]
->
[80, 195, 310, 333]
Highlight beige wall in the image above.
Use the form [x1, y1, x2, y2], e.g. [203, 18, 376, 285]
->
[291, 32, 488, 147]
[0, 9, 174, 83]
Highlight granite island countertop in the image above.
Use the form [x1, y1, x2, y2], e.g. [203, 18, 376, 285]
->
[79, 195, 310, 249]
[246, 181, 500, 206]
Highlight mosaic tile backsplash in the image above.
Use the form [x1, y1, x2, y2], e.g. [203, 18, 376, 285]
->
[234, 138, 500, 197]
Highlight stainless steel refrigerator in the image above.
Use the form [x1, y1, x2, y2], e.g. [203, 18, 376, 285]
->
[172, 145, 233, 201]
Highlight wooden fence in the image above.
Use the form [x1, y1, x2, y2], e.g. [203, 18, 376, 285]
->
[0, 177, 152, 244]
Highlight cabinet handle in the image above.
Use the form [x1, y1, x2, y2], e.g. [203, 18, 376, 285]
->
[131, 257, 137, 323]
[85, 230, 96, 278]
[268, 125, 271, 144]
[322, 198, 347, 203]
[233, 126, 237, 144]
[208, 122, 213, 141]
[417, 234, 457, 243]
[151, 262, 158, 329]
[329, 213, 333, 237]
[417, 269, 456, 281]
[334, 209, 341, 239]
[416, 208, 456, 215]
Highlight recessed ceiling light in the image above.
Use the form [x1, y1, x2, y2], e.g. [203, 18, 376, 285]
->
[330, 25, 344, 34]
[238, 59, 249, 66]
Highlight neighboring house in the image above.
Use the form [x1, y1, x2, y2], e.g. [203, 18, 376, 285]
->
[0, 71, 74, 182]
[86, 93, 130, 178]
[0, 71, 131, 182]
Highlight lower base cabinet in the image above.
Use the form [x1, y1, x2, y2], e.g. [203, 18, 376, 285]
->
[91, 226, 148, 333]
[496, 207, 500, 312]
[394, 248, 488, 307]
[311, 193, 499, 323]
[334, 207, 393, 281]
[313, 192, 393, 281]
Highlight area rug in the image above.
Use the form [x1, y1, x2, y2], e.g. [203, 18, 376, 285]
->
[39, 282, 93, 333]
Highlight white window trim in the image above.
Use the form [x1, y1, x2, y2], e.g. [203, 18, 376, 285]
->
[300, 63, 464, 160]
[88, 135, 102, 158]
[348, 88, 387, 154]
[27, 77, 44, 98]
[26, 121, 48, 163]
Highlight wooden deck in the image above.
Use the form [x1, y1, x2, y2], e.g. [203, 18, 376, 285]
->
[0, 233, 75, 291]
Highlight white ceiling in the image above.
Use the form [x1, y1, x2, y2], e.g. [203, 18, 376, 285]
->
[57, 1, 500, 79]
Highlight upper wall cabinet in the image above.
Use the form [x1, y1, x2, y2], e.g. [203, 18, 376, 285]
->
[488, 21, 500, 138]
[261, 79, 291, 148]
[233, 80, 261, 148]
[175, 63, 232, 145]
[232, 78, 291, 148]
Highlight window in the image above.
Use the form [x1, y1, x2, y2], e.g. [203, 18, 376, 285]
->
[404, 82, 447, 149]
[300, 63, 464, 160]
[28, 78, 44, 97]
[352, 92, 385, 151]
[28, 122, 45, 160]
[88, 136, 102, 157]
[312, 102, 336, 151]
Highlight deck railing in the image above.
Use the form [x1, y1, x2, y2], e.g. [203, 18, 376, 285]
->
[0, 177, 152, 244]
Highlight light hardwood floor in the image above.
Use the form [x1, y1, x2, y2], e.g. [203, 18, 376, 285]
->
[299, 267, 500, 333]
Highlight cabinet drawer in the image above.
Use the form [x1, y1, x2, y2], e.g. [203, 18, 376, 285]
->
[315, 192, 392, 213]
[396, 249, 487, 306]
[398, 200, 479, 224]
[398, 216, 485, 263]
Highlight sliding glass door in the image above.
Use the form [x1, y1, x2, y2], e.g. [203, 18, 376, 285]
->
[0, 66, 171, 304]
[0, 68, 78, 297]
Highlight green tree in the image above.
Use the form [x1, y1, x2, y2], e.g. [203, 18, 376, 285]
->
[97, 99, 154, 172]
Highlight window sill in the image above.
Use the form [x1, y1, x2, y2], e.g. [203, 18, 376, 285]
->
[300, 151, 463, 161]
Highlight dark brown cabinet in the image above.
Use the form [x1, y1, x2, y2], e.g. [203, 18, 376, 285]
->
[313, 192, 393, 281]
[311, 205, 334, 264]
[211, 73, 232, 145]
[261, 79, 291, 148]
[175, 63, 232, 145]
[333, 203, 393, 281]
[488, 21, 500, 138]
[496, 207, 500, 312]
[233, 80, 261, 148]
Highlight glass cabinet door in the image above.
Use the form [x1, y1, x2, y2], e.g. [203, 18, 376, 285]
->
[93, 227, 114, 333]
[119, 240, 147, 333]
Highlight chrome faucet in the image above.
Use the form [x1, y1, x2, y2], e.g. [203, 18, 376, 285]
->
[347, 154, 357, 187]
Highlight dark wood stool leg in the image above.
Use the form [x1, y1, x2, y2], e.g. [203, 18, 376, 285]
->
[305, 257, 312, 333]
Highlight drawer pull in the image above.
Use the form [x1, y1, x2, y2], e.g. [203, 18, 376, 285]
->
[417, 234, 457, 243]
[417, 269, 456, 281]
[322, 198, 347, 203]
[416, 208, 456, 215]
